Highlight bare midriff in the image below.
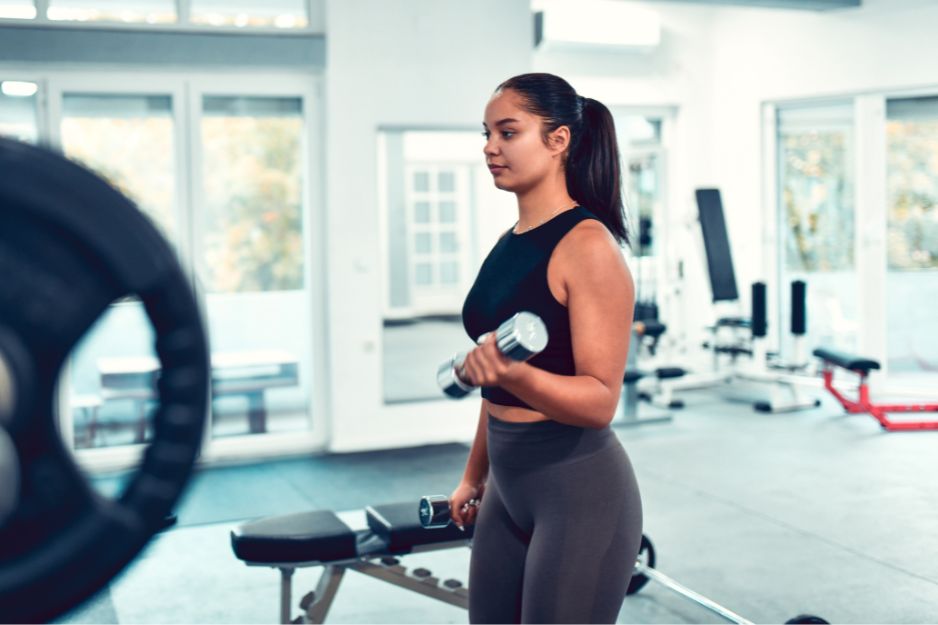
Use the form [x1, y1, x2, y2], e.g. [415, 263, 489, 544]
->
[487, 402, 551, 423]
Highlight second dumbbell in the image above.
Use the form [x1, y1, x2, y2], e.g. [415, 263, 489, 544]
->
[419, 495, 480, 529]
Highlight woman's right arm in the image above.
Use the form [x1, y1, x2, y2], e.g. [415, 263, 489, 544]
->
[450, 400, 489, 528]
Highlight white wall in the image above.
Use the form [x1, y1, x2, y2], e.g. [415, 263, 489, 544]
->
[324, 0, 531, 452]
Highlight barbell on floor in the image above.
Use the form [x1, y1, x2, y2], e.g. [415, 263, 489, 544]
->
[629, 535, 829, 625]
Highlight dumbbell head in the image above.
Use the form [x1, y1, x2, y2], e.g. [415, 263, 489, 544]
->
[436, 353, 474, 399]
[495, 312, 548, 361]
[419, 495, 452, 529]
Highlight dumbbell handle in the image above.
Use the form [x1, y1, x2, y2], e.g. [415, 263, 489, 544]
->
[419, 494, 480, 529]
[437, 312, 548, 399]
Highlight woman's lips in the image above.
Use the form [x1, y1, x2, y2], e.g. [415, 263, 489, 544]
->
[488, 164, 507, 173]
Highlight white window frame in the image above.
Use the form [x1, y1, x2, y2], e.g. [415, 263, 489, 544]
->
[0, 65, 328, 471]
[0, 0, 324, 34]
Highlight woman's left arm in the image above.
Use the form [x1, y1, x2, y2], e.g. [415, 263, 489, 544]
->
[464, 222, 635, 428]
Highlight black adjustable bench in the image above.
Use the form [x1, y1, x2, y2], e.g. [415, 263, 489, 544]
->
[231, 501, 473, 624]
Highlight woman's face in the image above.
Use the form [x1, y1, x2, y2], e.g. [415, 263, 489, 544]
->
[482, 89, 568, 194]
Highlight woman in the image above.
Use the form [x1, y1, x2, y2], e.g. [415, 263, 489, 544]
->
[449, 73, 643, 624]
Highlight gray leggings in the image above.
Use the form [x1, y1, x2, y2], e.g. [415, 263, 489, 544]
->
[468, 415, 643, 624]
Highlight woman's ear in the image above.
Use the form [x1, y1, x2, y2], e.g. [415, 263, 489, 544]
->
[547, 125, 571, 156]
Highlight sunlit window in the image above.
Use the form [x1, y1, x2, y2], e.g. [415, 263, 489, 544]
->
[0, 1, 36, 19]
[190, 0, 308, 28]
[48, 0, 176, 23]
[777, 103, 858, 353]
[0, 81, 39, 143]
[60, 93, 177, 239]
[200, 96, 304, 294]
[885, 96, 938, 374]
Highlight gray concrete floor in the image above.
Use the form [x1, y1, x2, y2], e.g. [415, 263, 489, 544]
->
[60, 388, 938, 624]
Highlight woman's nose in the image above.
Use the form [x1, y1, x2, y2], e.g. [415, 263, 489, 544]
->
[483, 137, 498, 157]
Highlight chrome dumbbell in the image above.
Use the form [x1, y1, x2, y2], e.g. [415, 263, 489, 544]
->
[419, 494, 480, 529]
[436, 311, 548, 399]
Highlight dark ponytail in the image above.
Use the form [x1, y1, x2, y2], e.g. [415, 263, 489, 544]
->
[495, 73, 629, 246]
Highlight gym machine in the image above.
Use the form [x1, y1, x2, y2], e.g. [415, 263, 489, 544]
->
[650, 189, 820, 413]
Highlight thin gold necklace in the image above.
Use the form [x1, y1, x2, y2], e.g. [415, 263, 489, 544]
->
[514, 204, 575, 234]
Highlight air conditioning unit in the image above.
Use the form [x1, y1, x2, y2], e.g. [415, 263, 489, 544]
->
[533, 1, 661, 52]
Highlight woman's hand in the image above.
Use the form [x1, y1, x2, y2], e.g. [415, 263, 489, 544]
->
[459, 332, 520, 388]
[449, 480, 485, 530]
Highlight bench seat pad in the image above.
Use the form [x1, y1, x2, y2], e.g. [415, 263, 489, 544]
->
[231, 510, 357, 564]
[813, 347, 881, 374]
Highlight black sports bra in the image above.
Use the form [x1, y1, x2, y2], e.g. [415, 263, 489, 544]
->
[461, 206, 601, 408]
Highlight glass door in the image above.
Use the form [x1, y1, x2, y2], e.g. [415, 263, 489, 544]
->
[776, 102, 858, 358]
[55, 85, 182, 451]
[884, 96, 938, 383]
[193, 91, 314, 441]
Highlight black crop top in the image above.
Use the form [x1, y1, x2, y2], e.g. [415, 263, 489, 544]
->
[462, 206, 601, 408]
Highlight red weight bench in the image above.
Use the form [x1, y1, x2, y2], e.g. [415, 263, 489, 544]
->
[813, 347, 938, 431]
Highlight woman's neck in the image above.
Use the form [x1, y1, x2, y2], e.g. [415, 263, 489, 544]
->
[515, 175, 576, 231]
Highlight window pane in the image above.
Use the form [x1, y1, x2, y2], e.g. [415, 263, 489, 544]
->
[439, 231, 458, 253]
[200, 95, 304, 293]
[49, 0, 175, 23]
[777, 103, 858, 354]
[0, 81, 39, 143]
[61, 93, 176, 240]
[626, 152, 659, 257]
[0, 1, 36, 19]
[414, 201, 431, 223]
[439, 200, 456, 223]
[190, 0, 308, 28]
[414, 263, 432, 285]
[438, 171, 455, 192]
[413, 171, 430, 192]
[885, 96, 938, 375]
[414, 232, 432, 254]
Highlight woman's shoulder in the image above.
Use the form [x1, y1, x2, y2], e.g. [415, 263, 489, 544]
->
[561, 212, 616, 250]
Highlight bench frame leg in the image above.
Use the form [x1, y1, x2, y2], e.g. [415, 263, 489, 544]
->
[279, 567, 294, 624]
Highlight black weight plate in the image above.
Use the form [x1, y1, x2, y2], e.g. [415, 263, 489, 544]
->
[627, 533, 656, 595]
[0, 137, 210, 622]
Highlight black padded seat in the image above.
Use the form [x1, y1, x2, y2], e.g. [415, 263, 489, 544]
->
[813, 347, 881, 374]
[655, 367, 686, 380]
[714, 345, 752, 357]
[715, 316, 751, 329]
[623, 370, 647, 384]
[366, 501, 473, 554]
[231, 510, 357, 564]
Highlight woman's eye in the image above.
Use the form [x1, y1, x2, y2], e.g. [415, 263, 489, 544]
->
[502, 131, 514, 139]
[481, 131, 490, 139]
